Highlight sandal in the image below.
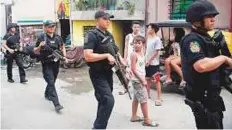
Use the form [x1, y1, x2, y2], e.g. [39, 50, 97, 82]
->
[130, 116, 143, 122]
[142, 121, 159, 127]
[155, 100, 162, 106]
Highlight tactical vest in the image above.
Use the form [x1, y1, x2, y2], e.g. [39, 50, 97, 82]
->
[181, 32, 223, 100]
[87, 29, 116, 72]
[40, 33, 62, 63]
[6, 33, 20, 49]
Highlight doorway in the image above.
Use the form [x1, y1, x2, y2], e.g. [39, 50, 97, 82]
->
[121, 21, 133, 56]
[59, 19, 70, 43]
[121, 20, 145, 56]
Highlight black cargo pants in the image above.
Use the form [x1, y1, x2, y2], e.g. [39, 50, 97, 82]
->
[89, 69, 115, 129]
[42, 61, 61, 107]
[6, 53, 26, 81]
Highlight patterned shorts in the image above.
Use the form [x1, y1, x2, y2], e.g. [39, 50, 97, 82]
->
[132, 81, 148, 103]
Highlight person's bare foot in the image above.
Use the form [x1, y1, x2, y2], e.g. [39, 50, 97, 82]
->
[165, 78, 172, 83]
[163, 78, 172, 85]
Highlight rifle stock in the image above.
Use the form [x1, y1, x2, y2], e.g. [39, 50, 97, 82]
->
[112, 55, 132, 100]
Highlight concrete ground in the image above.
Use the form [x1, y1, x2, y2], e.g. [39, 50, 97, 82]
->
[1, 64, 232, 129]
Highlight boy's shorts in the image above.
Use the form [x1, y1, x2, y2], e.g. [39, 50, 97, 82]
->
[132, 81, 148, 103]
[145, 65, 160, 78]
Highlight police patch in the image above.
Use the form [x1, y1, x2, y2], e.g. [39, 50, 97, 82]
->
[84, 35, 88, 43]
[190, 41, 200, 53]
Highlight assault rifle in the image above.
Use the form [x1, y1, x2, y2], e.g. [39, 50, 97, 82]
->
[42, 33, 65, 62]
[95, 30, 132, 99]
[42, 45, 65, 62]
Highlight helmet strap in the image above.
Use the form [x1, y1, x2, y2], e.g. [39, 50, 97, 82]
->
[193, 21, 208, 33]
[192, 22, 208, 36]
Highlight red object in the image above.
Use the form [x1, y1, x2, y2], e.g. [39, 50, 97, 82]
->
[153, 72, 160, 82]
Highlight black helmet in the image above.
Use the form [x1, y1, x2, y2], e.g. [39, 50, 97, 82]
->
[186, 0, 219, 23]
[7, 23, 18, 32]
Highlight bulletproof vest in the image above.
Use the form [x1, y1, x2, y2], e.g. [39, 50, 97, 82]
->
[45, 34, 61, 50]
[6, 34, 20, 49]
[91, 29, 115, 55]
[40, 33, 61, 62]
[87, 29, 116, 72]
[181, 32, 222, 100]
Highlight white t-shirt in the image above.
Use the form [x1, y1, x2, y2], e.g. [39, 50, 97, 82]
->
[126, 34, 135, 66]
[132, 53, 146, 82]
[145, 36, 162, 66]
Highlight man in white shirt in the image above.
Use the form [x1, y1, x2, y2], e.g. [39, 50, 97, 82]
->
[124, 21, 141, 65]
[145, 23, 162, 106]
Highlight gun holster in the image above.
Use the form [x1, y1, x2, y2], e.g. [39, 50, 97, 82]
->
[185, 98, 224, 128]
[185, 98, 206, 114]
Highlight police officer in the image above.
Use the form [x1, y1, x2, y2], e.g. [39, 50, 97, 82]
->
[2, 23, 28, 83]
[181, 0, 232, 129]
[34, 20, 67, 112]
[84, 11, 124, 129]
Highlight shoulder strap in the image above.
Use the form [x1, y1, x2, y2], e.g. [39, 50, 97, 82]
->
[91, 29, 116, 56]
[91, 29, 104, 38]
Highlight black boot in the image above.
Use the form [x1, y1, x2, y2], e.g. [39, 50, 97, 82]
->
[8, 79, 15, 83]
[20, 79, 28, 83]
[55, 105, 64, 112]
